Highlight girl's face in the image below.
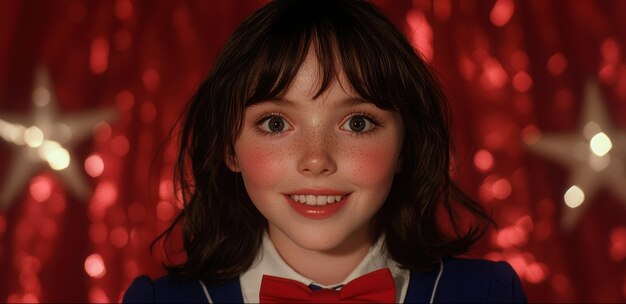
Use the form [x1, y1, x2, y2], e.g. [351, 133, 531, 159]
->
[227, 50, 403, 256]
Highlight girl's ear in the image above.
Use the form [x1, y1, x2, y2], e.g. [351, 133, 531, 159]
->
[224, 147, 241, 172]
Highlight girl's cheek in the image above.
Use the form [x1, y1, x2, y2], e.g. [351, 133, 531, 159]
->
[345, 143, 400, 186]
[237, 142, 288, 186]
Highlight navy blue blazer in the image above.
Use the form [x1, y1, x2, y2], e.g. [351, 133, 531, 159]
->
[123, 258, 527, 303]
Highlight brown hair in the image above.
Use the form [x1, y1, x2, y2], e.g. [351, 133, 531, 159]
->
[156, 0, 492, 285]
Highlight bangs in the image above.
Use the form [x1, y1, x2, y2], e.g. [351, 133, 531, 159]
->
[241, 0, 414, 111]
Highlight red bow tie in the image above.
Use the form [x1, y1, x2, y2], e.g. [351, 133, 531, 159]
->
[259, 268, 396, 303]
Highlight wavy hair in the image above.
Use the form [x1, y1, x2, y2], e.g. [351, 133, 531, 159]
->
[155, 0, 492, 285]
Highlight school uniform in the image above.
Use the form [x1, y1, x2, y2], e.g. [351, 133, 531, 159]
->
[123, 234, 527, 303]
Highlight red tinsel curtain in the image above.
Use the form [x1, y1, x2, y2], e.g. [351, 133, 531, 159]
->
[0, 0, 624, 302]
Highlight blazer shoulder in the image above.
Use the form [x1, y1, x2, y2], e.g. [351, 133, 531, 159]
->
[123, 274, 207, 303]
[435, 258, 527, 303]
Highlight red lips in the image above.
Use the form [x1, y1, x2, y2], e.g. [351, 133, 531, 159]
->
[285, 193, 350, 219]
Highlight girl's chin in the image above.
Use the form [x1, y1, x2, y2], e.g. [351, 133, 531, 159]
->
[294, 238, 346, 253]
[275, 229, 371, 255]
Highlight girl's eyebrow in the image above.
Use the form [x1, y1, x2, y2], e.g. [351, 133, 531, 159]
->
[246, 98, 297, 109]
[253, 97, 370, 107]
[339, 97, 370, 106]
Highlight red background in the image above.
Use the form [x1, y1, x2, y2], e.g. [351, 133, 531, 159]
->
[1, 0, 625, 302]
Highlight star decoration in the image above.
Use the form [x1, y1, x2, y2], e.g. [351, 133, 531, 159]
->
[0, 68, 117, 209]
[525, 80, 626, 231]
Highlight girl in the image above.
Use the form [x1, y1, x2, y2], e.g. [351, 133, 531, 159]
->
[124, 0, 526, 302]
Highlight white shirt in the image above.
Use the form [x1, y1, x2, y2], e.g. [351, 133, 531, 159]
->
[239, 233, 410, 303]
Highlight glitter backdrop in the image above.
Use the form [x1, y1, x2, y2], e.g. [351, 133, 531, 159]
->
[0, 0, 625, 302]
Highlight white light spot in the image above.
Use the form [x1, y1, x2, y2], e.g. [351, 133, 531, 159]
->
[589, 132, 612, 156]
[10, 126, 26, 144]
[0, 120, 26, 144]
[24, 126, 44, 147]
[38, 140, 71, 170]
[564, 185, 585, 208]
[37, 140, 60, 159]
[47, 147, 70, 170]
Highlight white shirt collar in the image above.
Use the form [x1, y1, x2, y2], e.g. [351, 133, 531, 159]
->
[239, 233, 410, 302]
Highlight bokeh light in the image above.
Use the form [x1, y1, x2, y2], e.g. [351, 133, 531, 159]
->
[512, 71, 533, 93]
[479, 174, 514, 203]
[474, 149, 494, 172]
[124, 260, 139, 280]
[547, 53, 567, 76]
[37, 141, 71, 170]
[159, 179, 174, 200]
[589, 132, 612, 156]
[90, 181, 119, 221]
[24, 126, 44, 148]
[115, 0, 133, 20]
[610, 227, 626, 262]
[29, 175, 52, 202]
[433, 0, 451, 21]
[142, 68, 160, 92]
[492, 178, 512, 200]
[84, 254, 106, 279]
[110, 135, 130, 157]
[490, 0, 514, 27]
[85, 154, 105, 177]
[32, 87, 51, 107]
[110, 227, 129, 248]
[551, 274, 573, 295]
[601, 38, 620, 64]
[156, 201, 175, 221]
[481, 58, 508, 88]
[564, 185, 585, 208]
[89, 287, 110, 303]
[90, 37, 110, 75]
[94, 122, 113, 144]
[115, 90, 135, 111]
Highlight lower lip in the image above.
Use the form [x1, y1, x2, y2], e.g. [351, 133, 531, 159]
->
[286, 195, 349, 220]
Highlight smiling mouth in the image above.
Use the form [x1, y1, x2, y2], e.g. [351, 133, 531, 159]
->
[289, 194, 345, 206]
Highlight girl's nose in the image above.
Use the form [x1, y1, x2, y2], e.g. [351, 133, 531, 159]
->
[296, 132, 337, 176]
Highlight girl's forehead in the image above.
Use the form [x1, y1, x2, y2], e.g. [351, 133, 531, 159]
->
[286, 48, 357, 101]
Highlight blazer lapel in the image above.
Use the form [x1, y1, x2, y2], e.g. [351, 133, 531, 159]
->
[205, 278, 244, 303]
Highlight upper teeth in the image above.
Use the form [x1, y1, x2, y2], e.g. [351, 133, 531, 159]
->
[290, 195, 343, 206]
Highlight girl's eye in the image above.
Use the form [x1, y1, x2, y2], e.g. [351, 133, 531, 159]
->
[258, 115, 291, 133]
[341, 115, 375, 133]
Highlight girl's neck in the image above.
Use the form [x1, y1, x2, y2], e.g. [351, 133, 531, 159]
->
[268, 229, 374, 286]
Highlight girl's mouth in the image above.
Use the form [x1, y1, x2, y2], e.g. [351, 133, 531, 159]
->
[288, 194, 344, 206]
[285, 193, 350, 219]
